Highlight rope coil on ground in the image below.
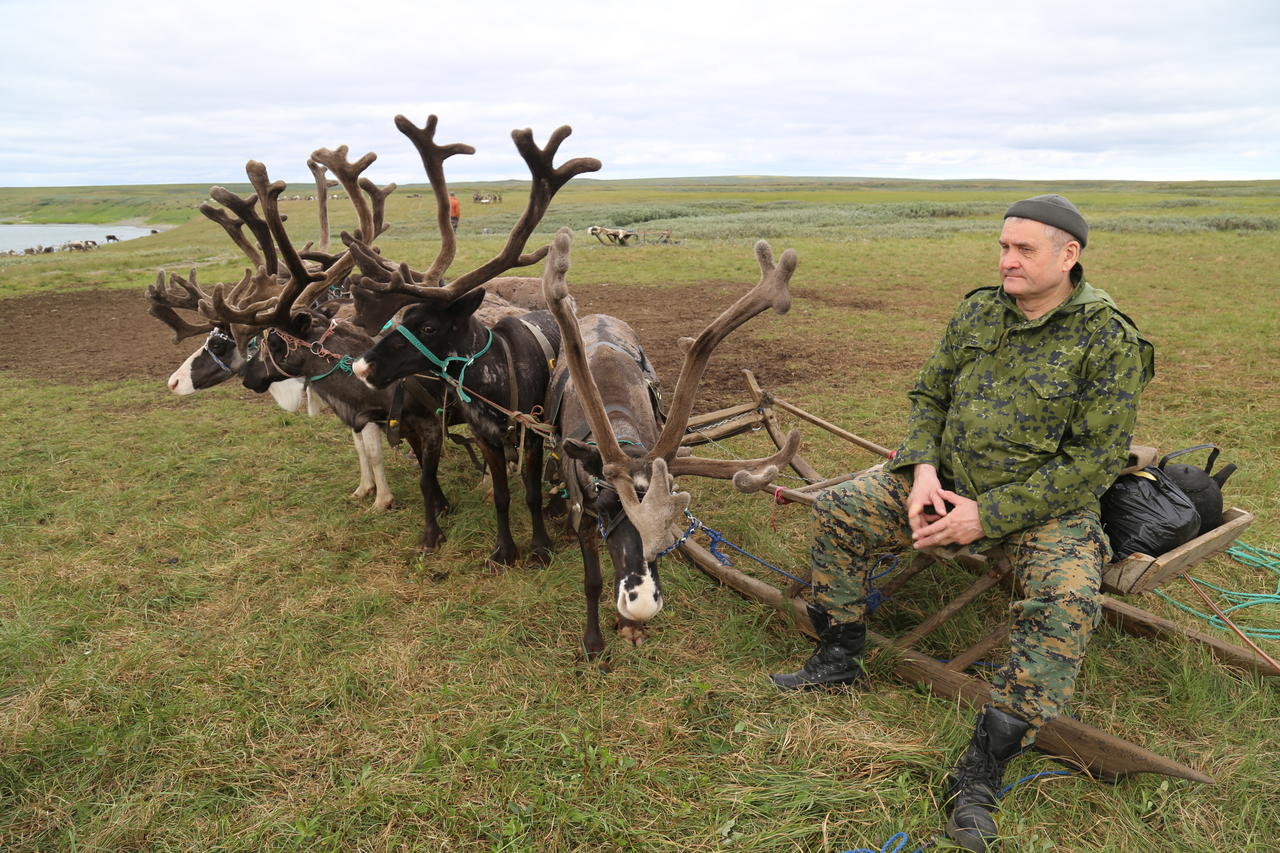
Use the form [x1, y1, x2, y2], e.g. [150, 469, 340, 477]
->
[1154, 542, 1280, 639]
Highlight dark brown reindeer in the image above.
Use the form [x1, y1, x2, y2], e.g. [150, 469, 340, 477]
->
[352, 115, 600, 568]
[540, 228, 801, 658]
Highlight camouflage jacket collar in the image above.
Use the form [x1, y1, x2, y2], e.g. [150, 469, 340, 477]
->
[991, 269, 1117, 331]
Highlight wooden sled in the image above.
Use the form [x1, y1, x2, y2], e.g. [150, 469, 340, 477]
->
[676, 370, 1273, 784]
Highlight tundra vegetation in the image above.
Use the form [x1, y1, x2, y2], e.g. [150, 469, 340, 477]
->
[0, 176, 1278, 851]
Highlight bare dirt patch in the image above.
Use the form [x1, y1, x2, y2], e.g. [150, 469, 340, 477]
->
[0, 282, 907, 407]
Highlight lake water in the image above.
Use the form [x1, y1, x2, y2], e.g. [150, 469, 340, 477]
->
[0, 223, 158, 253]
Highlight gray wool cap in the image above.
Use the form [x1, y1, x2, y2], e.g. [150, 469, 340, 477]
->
[1004, 193, 1088, 249]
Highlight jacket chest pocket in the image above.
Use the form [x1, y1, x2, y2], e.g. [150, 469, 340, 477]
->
[1006, 368, 1079, 452]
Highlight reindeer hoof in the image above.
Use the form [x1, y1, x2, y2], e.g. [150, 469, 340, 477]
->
[487, 548, 517, 572]
[416, 535, 444, 555]
[527, 545, 553, 567]
[616, 623, 647, 646]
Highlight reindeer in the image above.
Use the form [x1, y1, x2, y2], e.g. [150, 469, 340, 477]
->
[587, 225, 638, 246]
[352, 115, 600, 568]
[540, 228, 800, 657]
[148, 147, 440, 525]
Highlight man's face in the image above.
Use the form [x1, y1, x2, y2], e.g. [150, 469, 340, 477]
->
[998, 218, 1076, 302]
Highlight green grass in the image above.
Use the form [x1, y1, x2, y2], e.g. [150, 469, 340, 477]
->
[2, 177, 1279, 851]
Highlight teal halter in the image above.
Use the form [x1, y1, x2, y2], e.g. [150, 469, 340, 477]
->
[309, 355, 355, 382]
[389, 323, 493, 403]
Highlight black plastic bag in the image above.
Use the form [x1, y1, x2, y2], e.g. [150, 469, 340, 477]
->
[1100, 466, 1201, 560]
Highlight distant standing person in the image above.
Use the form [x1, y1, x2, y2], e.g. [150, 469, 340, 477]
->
[449, 192, 461, 231]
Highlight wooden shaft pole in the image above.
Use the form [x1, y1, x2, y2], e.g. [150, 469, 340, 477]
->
[766, 395, 895, 459]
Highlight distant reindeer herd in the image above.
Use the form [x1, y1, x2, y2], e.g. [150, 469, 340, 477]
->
[146, 113, 796, 658]
[4, 230, 150, 256]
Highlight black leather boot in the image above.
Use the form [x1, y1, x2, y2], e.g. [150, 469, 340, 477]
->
[943, 706, 1032, 852]
[769, 605, 865, 690]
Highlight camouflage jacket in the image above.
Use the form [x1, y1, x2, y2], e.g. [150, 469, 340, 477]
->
[888, 277, 1155, 540]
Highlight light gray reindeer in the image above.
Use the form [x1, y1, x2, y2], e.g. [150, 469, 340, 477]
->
[541, 227, 801, 658]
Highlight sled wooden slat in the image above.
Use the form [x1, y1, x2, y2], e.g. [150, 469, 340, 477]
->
[1100, 594, 1280, 678]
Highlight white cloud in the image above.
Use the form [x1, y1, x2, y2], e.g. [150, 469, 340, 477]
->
[1, 0, 1276, 185]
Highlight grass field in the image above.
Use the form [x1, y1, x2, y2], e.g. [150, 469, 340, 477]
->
[1, 176, 1278, 852]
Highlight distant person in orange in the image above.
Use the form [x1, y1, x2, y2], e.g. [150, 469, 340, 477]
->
[449, 192, 461, 231]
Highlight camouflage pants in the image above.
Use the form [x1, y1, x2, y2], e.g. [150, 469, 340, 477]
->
[810, 468, 1105, 741]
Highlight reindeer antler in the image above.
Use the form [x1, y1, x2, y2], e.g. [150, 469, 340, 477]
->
[146, 269, 217, 342]
[542, 228, 692, 560]
[394, 114, 475, 284]
[365, 120, 601, 301]
[649, 240, 798, 468]
[308, 145, 390, 246]
[203, 186, 278, 274]
[199, 160, 354, 329]
[306, 158, 339, 251]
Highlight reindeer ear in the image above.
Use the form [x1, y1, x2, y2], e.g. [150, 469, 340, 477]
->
[562, 438, 603, 472]
[288, 311, 315, 335]
[453, 288, 486, 318]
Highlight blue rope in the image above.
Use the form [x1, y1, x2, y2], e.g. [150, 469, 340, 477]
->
[839, 770, 1074, 853]
[864, 554, 899, 615]
[842, 832, 914, 853]
[699, 521, 814, 588]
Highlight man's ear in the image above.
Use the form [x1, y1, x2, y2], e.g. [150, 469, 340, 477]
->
[1061, 240, 1080, 271]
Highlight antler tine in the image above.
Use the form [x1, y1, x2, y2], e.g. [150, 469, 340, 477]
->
[245, 160, 321, 324]
[208, 186, 278, 274]
[648, 240, 797, 463]
[430, 125, 602, 302]
[306, 158, 337, 251]
[146, 269, 216, 342]
[339, 231, 397, 285]
[198, 201, 263, 268]
[196, 266, 281, 326]
[667, 428, 803, 489]
[541, 228, 632, 477]
[292, 250, 358, 310]
[394, 114, 476, 285]
[309, 146, 378, 243]
[358, 176, 397, 239]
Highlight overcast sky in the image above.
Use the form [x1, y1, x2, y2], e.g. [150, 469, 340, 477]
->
[2, 0, 1276, 187]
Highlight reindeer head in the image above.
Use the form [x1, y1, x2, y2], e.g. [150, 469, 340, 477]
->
[542, 227, 800, 564]
[352, 116, 600, 389]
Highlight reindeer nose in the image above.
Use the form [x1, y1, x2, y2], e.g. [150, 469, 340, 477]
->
[617, 582, 663, 622]
[352, 358, 369, 380]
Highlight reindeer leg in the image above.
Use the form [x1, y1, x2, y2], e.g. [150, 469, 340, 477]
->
[480, 440, 519, 569]
[351, 428, 376, 501]
[361, 422, 395, 511]
[411, 421, 448, 553]
[522, 430, 553, 566]
[580, 525, 606, 662]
